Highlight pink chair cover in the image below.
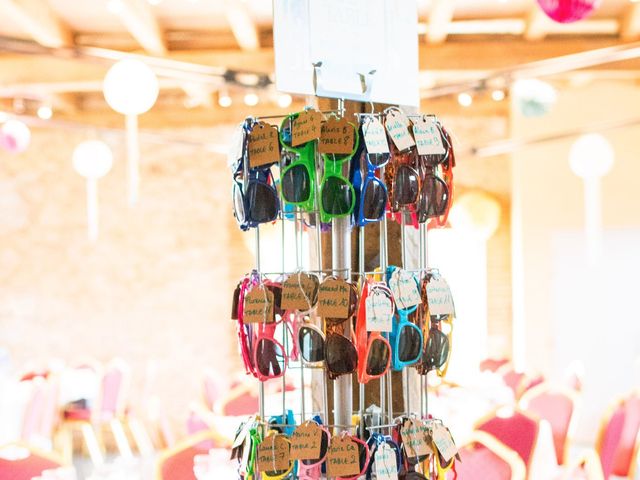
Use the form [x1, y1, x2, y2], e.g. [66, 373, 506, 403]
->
[480, 358, 510, 373]
[524, 390, 574, 464]
[0, 449, 61, 480]
[477, 410, 539, 468]
[452, 441, 513, 480]
[98, 365, 125, 420]
[502, 370, 526, 399]
[598, 405, 626, 479]
[610, 393, 640, 477]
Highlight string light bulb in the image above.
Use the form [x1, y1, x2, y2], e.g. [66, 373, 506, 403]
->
[244, 92, 259, 106]
[37, 105, 53, 120]
[218, 92, 232, 108]
[491, 89, 506, 101]
[277, 93, 292, 108]
[457, 92, 473, 107]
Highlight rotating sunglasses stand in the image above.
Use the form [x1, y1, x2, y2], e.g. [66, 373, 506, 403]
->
[231, 103, 458, 479]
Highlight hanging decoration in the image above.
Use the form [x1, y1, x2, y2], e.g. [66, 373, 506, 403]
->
[0, 120, 31, 153]
[569, 133, 614, 265]
[72, 140, 114, 241]
[103, 59, 159, 206]
[536, 0, 601, 23]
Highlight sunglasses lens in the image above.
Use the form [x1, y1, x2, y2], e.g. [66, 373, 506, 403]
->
[357, 442, 368, 472]
[233, 183, 246, 224]
[419, 176, 448, 221]
[368, 152, 389, 168]
[398, 325, 422, 363]
[366, 338, 389, 376]
[394, 165, 419, 205]
[426, 330, 449, 368]
[282, 164, 311, 203]
[301, 429, 330, 465]
[362, 179, 387, 220]
[248, 182, 278, 223]
[325, 334, 357, 376]
[256, 338, 284, 378]
[322, 176, 354, 216]
[299, 326, 325, 363]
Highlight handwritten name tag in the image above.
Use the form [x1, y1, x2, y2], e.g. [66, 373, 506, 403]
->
[412, 116, 446, 156]
[432, 425, 458, 462]
[326, 436, 360, 478]
[248, 121, 280, 167]
[363, 116, 390, 154]
[366, 290, 393, 332]
[319, 116, 355, 154]
[292, 109, 323, 146]
[426, 276, 455, 316]
[243, 285, 274, 323]
[281, 273, 318, 311]
[375, 443, 399, 480]
[389, 269, 422, 309]
[257, 434, 290, 472]
[290, 422, 323, 460]
[401, 419, 432, 458]
[317, 278, 350, 318]
[385, 110, 415, 152]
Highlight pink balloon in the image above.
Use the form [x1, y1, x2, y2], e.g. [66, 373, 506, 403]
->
[537, 0, 601, 23]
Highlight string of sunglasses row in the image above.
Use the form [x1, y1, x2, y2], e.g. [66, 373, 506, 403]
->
[232, 414, 458, 480]
[229, 107, 455, 232]
[231, 266, 455, 384]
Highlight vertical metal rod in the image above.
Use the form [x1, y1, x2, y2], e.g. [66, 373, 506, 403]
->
[295, 208, 306, 421]
[420, 223, 429, 418]
[419, 223, 425, 418]
[255, 226, 265, 424]
[332, 215, 352, 433]
[400, 214, 411, 417]
[358, 226, 366, 432]
[281, 216, 288, 421]
[379, 166, 390, 426]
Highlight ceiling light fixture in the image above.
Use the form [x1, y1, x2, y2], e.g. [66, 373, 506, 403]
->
[218, 92, 232, 108]
[244, 93, 259, 107]
[37, 105, 53, 120]
[457, 92, 473, 107]
[491, 89, 505, 101]
[277, 93, 292, 108]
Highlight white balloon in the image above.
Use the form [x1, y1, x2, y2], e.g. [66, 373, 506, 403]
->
[72, 140, 114, 179]
[569, 134, 615, 179]
[103, 59, 159, 115]
[1, 120, 31, 153]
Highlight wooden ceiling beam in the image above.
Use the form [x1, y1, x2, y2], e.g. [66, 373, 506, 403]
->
[425, 0, 456, 44]
[0, 0, 72, 47]
[620, 2, 640, 40]
[110, 0, 167, 55]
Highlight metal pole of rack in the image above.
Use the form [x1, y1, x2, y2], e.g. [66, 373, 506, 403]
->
[255, 226, 266, 425]
[400, 214, 411, 417]
[379, 166, 390, 426]
[358, 225, 366, 434]
[294, 208, 306, 421]
[420, 222, 428, 418]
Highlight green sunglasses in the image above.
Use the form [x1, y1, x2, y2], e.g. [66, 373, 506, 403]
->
[279, 112, 318, 213]
[319, 119, 360, 223]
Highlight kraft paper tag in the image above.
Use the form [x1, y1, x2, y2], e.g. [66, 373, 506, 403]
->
[401, 419, 433, 458]
[365, 290, 393, 332]
[426, 277, 455, 316]
[248, 121, 280, 167]
[389, 269, 422, 309]
[281, 273, 318, 311]
[292, 109, 324, 146]
[243, 285, 275, 323]
[257, 434, 290, 472]
[432, 425, 458, 462]
[326, 436, 360, 478]
[412, 116, 446, 156]
[385, 110, 415, 152]
[289, 422, 323, 460]
[375, 443, 399, 480]
[317, 278, 350, 318]
[319, 116, 355, 154]
[363, 116, 390, 154]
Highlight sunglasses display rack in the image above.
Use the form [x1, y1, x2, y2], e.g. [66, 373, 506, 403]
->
[229, 103, 459, 479]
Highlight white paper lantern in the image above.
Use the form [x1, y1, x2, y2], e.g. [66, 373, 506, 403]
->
[72, 140, 113, 179]
[103, 59, 159, 115]
[569, 134, 614, 179]
[1, 120, 31, 153]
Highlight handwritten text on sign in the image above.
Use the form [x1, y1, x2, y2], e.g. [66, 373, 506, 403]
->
[385, 110, 415, 152]
[363, 117, 390, 154]
[432, 425, 458, 462]
[248, 121, 280, 167]
[326, 436, 360, 477]
[366, 290, 393, 332]
[389, 269, 422, 309]
[375, 443, 399, 480]
[292, 109, 323, 146]
[319, 116, 355, 155]
[281, 273, 318, 311]
[317, 278, 350, 318]
[256, 434, 290, 472]
[243, 286, 275, 323]
[426, 277, 455, 316]
[412, 117, 446, 156]
[401, 419, 433, 458]
[289, 422, 323, 460]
